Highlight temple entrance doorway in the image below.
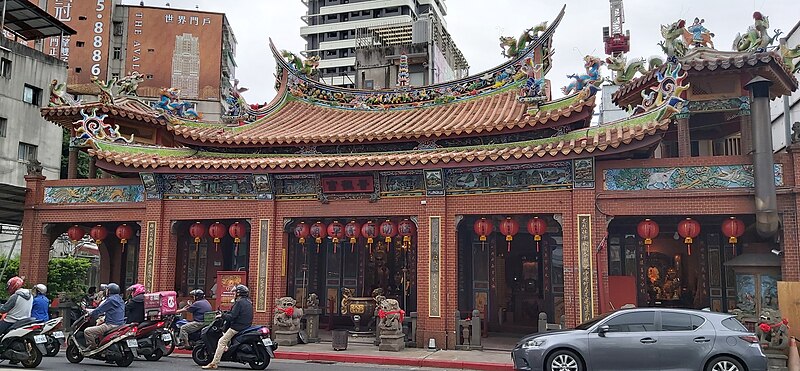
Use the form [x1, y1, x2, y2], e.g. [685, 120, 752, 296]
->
[173, 219, 251, 301]
[54, 222, 140, 289]
[458, 215, 564, 335]
[606, 215, 777, 317]
[286, 218, 418, 328]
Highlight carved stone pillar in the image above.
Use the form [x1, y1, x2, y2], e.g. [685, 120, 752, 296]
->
[67, 147, 78, 179]
[677, 117, 691, 157]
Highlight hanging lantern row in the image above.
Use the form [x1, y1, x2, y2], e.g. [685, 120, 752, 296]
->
[499, 217, 520, 252]
[380, 220, 397, 243]
[722, 217, 745, 256]
[190, 222, 207, 252]
[310, 221, 326, 253]
[229, 222, 246, 256]
[208, 222, 227, 252]
[636, 219, 660, 255]
[345, 221, 361, 252]
[398, 219, 416, 250]
[472, 217, 549, 253]
[187, 221, 248, 253]
[327, 221, 345, 254]
[294, 222, 310, 245]
[90, 225, 108, 245]
[362, 221, 378, 254]
[116, 224, 133, 253]
[677, 218, 701, 256]
[67, 225, 85, 243]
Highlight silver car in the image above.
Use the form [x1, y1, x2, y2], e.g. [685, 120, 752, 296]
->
[511, 308, 767, 371]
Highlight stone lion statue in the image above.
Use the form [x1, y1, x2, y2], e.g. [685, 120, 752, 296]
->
[756, 308, 789, 353]
[306, 293, 319, 309]
[273, 296, 303, 332]
[377, 297, 404, 335]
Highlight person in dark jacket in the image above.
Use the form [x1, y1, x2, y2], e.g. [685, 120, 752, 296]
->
[31, 284, 50, 322]
[85, 283, 125, 349]
[202, 284, 253, 369]
[124, 284, 146, 324]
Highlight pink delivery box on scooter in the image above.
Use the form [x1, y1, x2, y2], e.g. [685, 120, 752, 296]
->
[144, 291, 178, 319]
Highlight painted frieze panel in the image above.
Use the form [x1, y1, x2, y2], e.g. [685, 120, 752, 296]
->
[687, 97, 750, 114]
[160, 174, 263, 200]
[604, 164, 784, 191]
[140, 173, 160, 200]
[44, 184, 144, 203]
[573, 158, 595, 189]
[424, 169, 445, 196]
[273, 174, 319, 200]
[445, 162, 572, 195]
[380, 171, 425, 197]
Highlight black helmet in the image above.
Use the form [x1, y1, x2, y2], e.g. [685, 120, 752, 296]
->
[190, 289, 205, 299]
[106, 283, 121, 295]
[234, 285, 249, 297]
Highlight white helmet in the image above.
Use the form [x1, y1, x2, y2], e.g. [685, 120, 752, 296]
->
[34, 284, 47, 294]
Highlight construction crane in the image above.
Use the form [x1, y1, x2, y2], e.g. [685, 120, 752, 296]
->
[602, 0, 630, 56]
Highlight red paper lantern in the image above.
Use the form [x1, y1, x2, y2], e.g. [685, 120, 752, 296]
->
[361, 221, 378, 254]
[677, 218, 701, 255]
[310, 221, 327, 253]
[380, 220, 397, 243]
[189, 222, 207, 244]
[90, 225, 108, 245]
[67, 225, 84, 243]
[473, 218, 493, 242]
[526, 217, 547, 252]
[115, 224, 133, 253]
[294, 222, 310, 245]
[499, 217, 520, 252]
[637, 219, 660, 255]
[398, 219, 416, 249]
[327, 221, 345, 253]
[208, 222, 227, 252]
[722, 217, 746, 255]
[229, 222, 247, 255]
[345, 221, 362, 252]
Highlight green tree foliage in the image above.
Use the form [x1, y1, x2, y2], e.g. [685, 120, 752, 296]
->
[47, 257, 91, 302]
[60, 129, 90, 179]
[0, 258, 19, 300]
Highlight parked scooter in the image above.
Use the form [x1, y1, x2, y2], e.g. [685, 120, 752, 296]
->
[132, 319, 169, 361]
[0, 317, 48, 368]
[65, 311, 139, 367]
[191, 315, 277, 370]
[163, 314, 201, 356]
[41, 317, 65, 356]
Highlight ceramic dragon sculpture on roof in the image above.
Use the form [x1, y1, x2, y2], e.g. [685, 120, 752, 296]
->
[562, 55, 604, 95]
[500, 22, 548, 59]
[281, 50, 320, 78]
[605, 54, 664, 85]
[733, 11, 782, 52]
[781, 41, 800, 74]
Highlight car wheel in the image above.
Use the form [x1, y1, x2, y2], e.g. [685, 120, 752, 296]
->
[545, 349, 583, 371]
[706, 356, 745, 371]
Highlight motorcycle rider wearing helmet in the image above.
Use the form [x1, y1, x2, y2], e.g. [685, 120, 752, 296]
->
[85, 283, 125, 349]
[202, 284, 253, 369]
[176, 289, 211, 349]
[0, 277, 33, 335]
[125, 284, 146, 324]
[31, 284, 50, 322]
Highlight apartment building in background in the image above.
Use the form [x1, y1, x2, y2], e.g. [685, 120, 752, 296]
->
[37, 0, 237, 120]
[301, 0, 465, 88]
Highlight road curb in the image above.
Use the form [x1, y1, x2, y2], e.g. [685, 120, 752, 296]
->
[172, 348, 514, 370]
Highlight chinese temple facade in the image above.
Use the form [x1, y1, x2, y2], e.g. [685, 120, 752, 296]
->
[21, 8, 800, 348]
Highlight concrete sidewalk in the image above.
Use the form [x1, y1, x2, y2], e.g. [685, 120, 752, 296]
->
[175, 341, 514, 370]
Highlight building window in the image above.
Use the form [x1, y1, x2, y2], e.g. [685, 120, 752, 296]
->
[113, 47, 122, 60]
[111, 73, 120, 79]
[76, 41, 85, 47]
[22, 85, 42, 106]
[146, 74, 154, 79]
[0, 117, 6, 138]
[75, 67, 82, 73]
[18, 142, 37, 163]
[0, 58, 11, 78]
[364, 80, 374, 89]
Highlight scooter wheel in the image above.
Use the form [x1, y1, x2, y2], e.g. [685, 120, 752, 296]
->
[116, 350, 135, 367]
[249, 358, 270, 370]
[192, 344, 211, 366]
[66, 343, 83, 364]
[164, 330, 177, 356]
[144, 348, 163, 361]
[45, 337, 60, 356]
[20, 340, 43, 369]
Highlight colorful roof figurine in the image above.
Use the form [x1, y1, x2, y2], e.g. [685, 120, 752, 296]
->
[40, 6, 689, 175]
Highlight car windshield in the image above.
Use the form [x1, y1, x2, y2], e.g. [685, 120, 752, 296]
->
[575, 312, 614, 330]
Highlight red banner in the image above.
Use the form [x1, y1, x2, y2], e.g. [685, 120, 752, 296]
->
[215, 271, 246, 311]
[321, 176, 374, 194]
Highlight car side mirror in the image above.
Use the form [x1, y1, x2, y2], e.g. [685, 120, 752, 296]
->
[598, 325, 610, 337]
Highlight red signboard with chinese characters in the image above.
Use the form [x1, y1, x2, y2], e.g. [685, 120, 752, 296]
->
[321, 176, 374, 194]
[216, 271, 246, 311]
[44, 0, 113, 83]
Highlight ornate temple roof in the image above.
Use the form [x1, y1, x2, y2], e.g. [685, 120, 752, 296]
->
[612, 49, 798, 108]
[88, 103, 676, 172]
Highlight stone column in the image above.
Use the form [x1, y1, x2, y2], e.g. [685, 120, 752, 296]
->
[740, 115, 753, 155]
[677, 117, 691, 157]
[67, 147, 78, 179]
[88, 157, 97, 179]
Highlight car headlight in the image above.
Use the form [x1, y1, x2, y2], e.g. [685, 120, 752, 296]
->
[522, 338, 546, 349]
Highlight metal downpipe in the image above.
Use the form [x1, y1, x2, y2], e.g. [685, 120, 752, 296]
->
[746, 76, 780, 238]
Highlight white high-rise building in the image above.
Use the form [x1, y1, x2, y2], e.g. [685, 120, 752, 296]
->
[300, 0, 454, 87]
[172, 33, 201, 99]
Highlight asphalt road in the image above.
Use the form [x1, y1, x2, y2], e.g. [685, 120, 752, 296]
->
[0, 355, 444, 371]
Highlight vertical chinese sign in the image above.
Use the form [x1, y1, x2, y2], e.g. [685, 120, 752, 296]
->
[47, 0, 112, 83]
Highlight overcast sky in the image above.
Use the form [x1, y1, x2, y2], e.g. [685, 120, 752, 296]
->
[123, 0, 800, 104]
